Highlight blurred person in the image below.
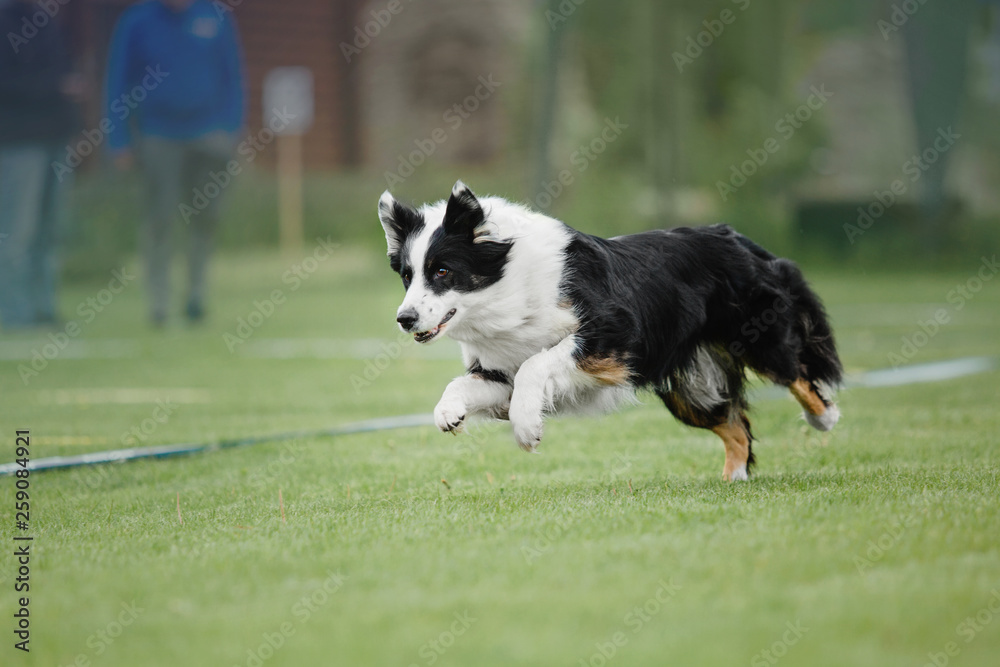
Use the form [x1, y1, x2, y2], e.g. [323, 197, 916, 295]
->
[902, 0, 976, 250]
[0, 0, 83, 331]
[106, 0, 245, 326]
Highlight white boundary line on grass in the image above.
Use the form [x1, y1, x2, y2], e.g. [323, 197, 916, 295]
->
[854, 356, 995, 387]
[750, 356, 996, 399]
[0, 339, 140, 360]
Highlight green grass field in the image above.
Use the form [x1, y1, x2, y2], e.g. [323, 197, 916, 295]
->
[2, 245, 999, 666]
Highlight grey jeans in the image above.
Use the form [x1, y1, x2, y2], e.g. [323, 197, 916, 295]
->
[137, 132, 235, 320]
[0, 144, 69, 328]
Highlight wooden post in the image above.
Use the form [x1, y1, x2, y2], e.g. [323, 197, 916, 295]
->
[264, 67, 313, 254]
[277, 132, 303, 254]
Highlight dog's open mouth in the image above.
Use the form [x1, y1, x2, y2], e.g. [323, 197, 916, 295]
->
[413, 309, 456, 343]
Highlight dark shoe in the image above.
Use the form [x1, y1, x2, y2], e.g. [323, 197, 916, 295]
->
[34, 313, 63, 329]
[185, 300, 204, 323]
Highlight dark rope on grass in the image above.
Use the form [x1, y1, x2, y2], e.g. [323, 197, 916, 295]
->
[1, 356, 995, 477]
[0, 414, 434, 476]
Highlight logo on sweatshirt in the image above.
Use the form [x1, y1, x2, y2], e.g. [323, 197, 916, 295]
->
[190, 17, 219, 39]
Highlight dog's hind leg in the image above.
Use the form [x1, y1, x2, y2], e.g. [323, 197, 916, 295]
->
[659, 390, 754, 482]
[788, 378, 840, 432]
[712, 416, 755, 482]
[660, 346, 755, 481]
[761, 258, 842, 431]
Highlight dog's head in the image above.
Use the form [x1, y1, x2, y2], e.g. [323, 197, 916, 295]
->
[378, 181, 512, 343]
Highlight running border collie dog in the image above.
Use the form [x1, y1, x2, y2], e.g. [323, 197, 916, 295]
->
[378, 182, 843, 481]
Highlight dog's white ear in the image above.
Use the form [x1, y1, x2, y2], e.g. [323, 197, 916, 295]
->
[378, 190, 421, 256]
[377, 191, 397, 254]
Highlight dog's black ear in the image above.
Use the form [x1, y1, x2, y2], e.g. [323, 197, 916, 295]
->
[443, 181, 486, 238]
[378, 191, 422, 257]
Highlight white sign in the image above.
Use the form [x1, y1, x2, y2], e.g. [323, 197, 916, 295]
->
[263, 67, 314, 136]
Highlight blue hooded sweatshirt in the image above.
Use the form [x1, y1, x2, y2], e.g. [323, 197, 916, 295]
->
[104, 0, 245, 152]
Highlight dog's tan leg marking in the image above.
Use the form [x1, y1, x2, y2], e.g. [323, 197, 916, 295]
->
[712, 421, 751, 482]
[789, 378, 827, 416]
[577, 354, 630, 386]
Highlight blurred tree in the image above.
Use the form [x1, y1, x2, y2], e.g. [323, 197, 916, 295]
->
[570, 0, 800, 219]
[335, 0, 368, 166]
[532, 0, 565, 201]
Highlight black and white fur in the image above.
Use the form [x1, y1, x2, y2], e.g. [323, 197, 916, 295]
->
[378, 182, 843, 480]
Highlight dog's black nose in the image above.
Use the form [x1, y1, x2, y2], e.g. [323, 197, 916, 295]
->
[396, 309, 419, 331]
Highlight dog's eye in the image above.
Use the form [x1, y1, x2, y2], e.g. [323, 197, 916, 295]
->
[434, 268, 450, 279]
[402, 270, 412, 288]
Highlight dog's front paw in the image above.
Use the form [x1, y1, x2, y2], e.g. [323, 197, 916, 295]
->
[509, 398, 544, 452]
[434, 397, 466, 434]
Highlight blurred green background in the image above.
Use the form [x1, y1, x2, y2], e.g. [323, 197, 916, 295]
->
[59, 0, 999, 281]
